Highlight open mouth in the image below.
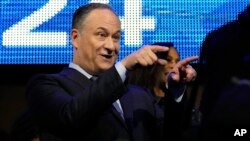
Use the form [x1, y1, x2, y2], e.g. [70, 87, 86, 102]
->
[164, 71, 169, 76]
[101, 54, 113, 59]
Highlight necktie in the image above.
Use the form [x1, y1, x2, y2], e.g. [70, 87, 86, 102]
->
[113, 100, 124, 120]
[89, 77, 124, 119]
[90, 76, 97, 81]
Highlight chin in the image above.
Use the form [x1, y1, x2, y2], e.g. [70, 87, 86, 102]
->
[100, 64, 113, 71]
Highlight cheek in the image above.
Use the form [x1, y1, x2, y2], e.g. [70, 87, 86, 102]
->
[79, 45, 96, 64]
[164, 65, 170, 71]
[84, 39, 99, 57]
[167, 63, 175, 69]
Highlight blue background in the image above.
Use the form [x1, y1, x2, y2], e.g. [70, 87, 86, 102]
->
[0, 0, 249, 64]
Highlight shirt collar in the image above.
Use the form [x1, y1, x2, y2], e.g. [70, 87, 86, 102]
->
[69, 62, 93, 79]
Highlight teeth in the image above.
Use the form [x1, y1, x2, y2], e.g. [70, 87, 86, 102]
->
[103, 54, 111, 56]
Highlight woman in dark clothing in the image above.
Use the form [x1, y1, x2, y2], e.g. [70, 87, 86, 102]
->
[127, 42, 192, 141]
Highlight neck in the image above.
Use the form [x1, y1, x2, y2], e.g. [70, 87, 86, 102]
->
[153, 87, 165, 97]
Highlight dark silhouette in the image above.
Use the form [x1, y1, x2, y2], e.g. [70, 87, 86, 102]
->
[198, 5, 250, 140]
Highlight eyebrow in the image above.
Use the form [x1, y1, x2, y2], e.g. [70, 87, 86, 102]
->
[97, 27, 121, 34]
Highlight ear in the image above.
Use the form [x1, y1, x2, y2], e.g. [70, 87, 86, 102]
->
[71, 29, 79, 49]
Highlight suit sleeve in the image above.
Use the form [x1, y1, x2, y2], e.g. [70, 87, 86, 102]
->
[26, 66, 127, 129]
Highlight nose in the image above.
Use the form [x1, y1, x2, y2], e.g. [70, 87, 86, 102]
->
[169, 61, 177, 69]
[104, 37, 116, 54]
[169, 64, 174, 69]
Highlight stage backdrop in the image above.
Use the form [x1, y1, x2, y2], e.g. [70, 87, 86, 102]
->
[1, 0, 249, 64]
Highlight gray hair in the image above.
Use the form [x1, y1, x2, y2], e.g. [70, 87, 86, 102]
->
[72, 3, 116, 29]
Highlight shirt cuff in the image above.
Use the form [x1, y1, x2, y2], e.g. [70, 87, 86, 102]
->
[166, 83, 186, 103]
[115, 62, 127, 82]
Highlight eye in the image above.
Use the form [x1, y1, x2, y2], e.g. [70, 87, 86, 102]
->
[113, 34, 121, 42]
[166, 57, 172, 62]
[98, 32, 106, 37]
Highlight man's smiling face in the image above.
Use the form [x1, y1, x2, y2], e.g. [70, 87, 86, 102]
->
[72, 9, 121, 75]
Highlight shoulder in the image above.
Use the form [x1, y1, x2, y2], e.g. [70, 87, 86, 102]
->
[127, 84, 148, 94]
[128, 84, 145, 90]
[27, 72, 64, 87]
[27, 67, 83, 84]
[25, 68, 79, 95]
[126, 84, 155, 101]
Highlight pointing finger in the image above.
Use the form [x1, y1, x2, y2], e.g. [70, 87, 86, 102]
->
[149, 45, 169, 53]
[176, 56, 199, 68]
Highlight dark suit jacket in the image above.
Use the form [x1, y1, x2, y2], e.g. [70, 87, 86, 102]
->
[11, 66, 165, 141]
[199, 80, 250, 141]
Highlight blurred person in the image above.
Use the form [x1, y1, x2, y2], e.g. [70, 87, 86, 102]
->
[197, 5, 250, 140]
[127, 42, 196, 141]
[128, 42, 182, 107]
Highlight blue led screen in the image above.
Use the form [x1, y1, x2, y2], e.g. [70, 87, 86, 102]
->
[1, 0, 249, 64]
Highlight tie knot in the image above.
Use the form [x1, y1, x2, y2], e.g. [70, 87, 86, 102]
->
[90, 76, 97, 81]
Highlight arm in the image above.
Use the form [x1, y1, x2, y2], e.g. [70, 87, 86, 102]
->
[26, 66, 127, 129]
[167, 56, 198, 102]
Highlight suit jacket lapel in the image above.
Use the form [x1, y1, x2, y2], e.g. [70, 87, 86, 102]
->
[60, 67, 91, 88]
[120, 92, 134, 133]
[111, 106, 129, 131]
[60, 67, 129, 130]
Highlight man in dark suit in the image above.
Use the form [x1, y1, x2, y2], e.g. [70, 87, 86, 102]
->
[11, 3, 198, 141]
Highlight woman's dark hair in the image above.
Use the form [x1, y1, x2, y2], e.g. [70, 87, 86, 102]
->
[153, 42, 174, 60]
